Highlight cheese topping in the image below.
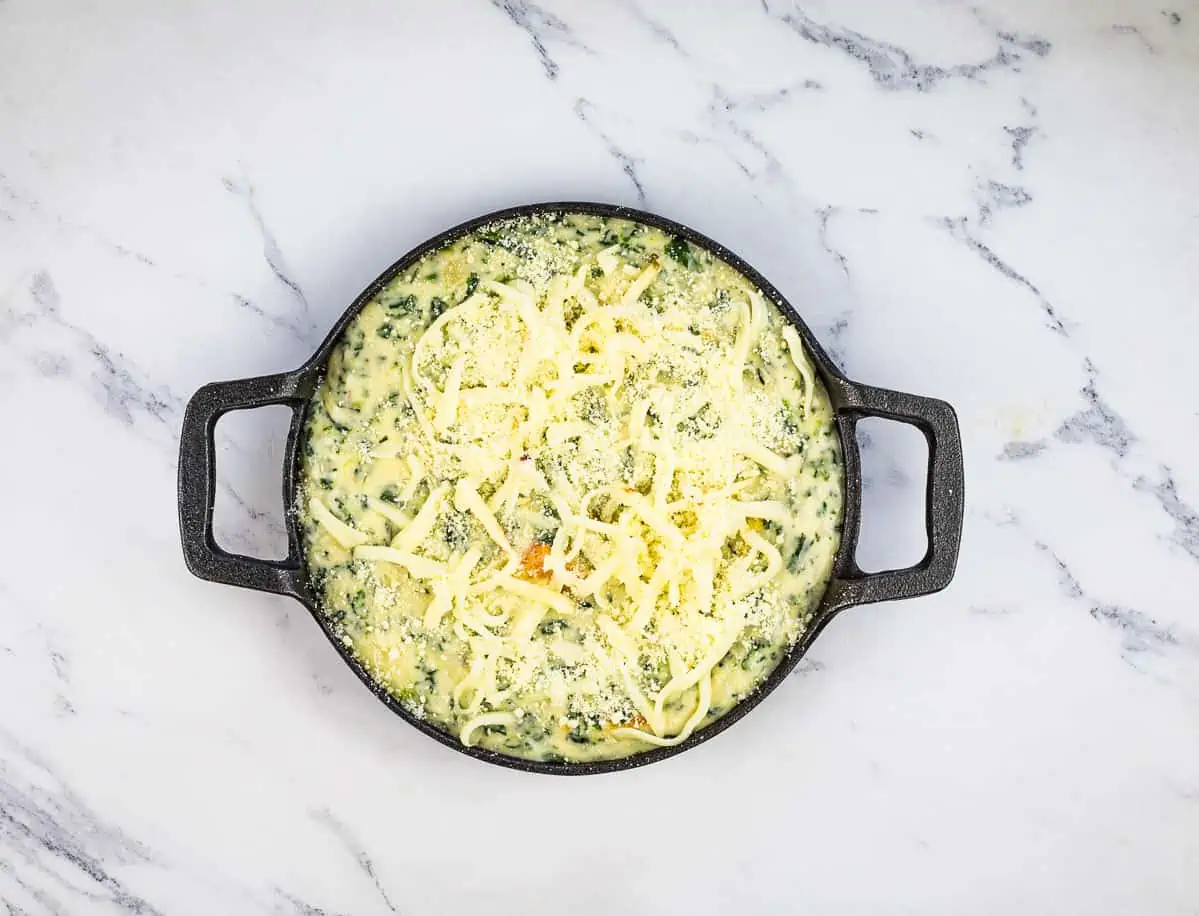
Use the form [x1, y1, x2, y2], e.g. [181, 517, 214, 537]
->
[298, 213, 844, 763]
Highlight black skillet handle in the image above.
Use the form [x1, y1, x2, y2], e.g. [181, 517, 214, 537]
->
[824, 383, 965, 610]
[178, 372, 308, 599]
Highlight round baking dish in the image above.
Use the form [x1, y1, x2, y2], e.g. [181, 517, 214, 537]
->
[178, 201, 964, 774]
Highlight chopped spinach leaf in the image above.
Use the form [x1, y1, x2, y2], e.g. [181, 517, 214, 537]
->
[785, 535, 809, 574]
[665, 236, 700, 269]
[387, 294, 419, 317]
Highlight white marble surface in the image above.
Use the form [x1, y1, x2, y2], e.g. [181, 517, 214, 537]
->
[2, 0, 1198, 912]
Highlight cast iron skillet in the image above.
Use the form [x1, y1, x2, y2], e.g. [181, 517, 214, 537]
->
[178, 201, 964, 775]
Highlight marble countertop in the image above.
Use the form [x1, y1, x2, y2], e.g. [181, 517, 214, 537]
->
[3, 1, 1198, 913]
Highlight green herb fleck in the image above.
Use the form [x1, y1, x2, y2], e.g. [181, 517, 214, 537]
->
[665, 236, 700, 269]
[785, 535, 809, 574]
[387, 294, 418, 316]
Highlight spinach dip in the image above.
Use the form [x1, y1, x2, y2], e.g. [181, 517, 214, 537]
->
[298, 213, 844, 763]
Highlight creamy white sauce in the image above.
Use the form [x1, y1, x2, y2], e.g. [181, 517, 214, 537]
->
[299, 213, 844, 762]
